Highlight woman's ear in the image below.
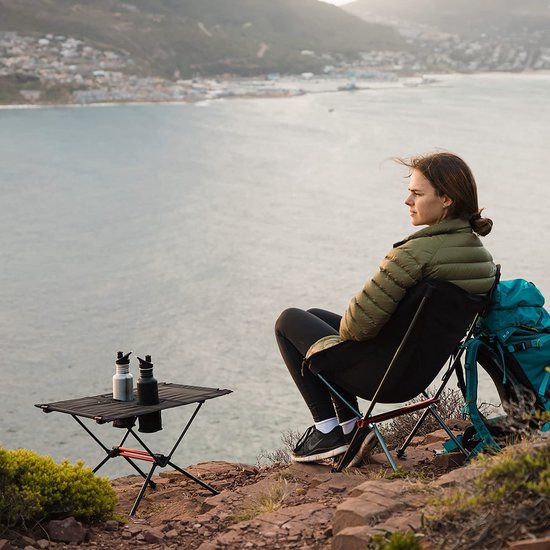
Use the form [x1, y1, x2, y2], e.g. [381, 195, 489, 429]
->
[441, 195, 453, 208]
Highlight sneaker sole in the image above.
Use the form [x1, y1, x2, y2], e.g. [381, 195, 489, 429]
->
[347, 431, 378, 468]
[290, 444, 349, 463]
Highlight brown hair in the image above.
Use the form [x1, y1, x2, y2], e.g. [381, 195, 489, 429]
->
[396, 152, 493, 236]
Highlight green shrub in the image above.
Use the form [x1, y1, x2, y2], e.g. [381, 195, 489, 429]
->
[369, 531, 422, 549]
[0, 447, 117, 529]
[432, 440, 549, 515]
[472, 440, 549, 500]
[424, 440, 549, 549]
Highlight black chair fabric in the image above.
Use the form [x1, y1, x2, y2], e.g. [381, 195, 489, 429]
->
[307, 279, 488, 404]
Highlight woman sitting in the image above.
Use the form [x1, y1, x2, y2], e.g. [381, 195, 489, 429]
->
[275, 151, 496, 463]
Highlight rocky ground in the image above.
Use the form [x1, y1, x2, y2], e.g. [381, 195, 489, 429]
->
[2, 429, 549, 550]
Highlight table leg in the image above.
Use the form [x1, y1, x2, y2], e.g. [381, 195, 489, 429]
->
[93, 454, 154, 488]
[167, 461, 219, 495]
[166, 401, 203, 459]
[92, 454, 113, 473]
[120, 456, 157, 489]
[72, 415, 156, 488]
[130, 463, 158, 516]
[72, 415, 110, 453]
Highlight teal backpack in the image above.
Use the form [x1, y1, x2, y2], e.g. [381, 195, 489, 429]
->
[462, 278, 550, 454]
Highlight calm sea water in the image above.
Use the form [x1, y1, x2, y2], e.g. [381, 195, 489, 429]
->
[1, 73, 549, 476]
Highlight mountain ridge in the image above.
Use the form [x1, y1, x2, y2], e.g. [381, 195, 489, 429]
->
[0, 0, 405, 77]
[343, 0, 550, 38]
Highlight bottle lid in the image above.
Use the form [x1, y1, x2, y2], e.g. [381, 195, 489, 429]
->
[137, 356, 153, 369]
[116, 351, 132, 365]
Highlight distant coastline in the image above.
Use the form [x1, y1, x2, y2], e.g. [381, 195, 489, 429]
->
[2, 70, 550, 111]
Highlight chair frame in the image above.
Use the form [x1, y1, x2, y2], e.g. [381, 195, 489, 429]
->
[316, 279, 494, 472]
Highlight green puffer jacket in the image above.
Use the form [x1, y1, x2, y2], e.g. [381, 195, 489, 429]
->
[306, 218, 496, 359]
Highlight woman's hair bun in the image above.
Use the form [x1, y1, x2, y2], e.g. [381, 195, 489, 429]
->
[469, 209, 493, 236]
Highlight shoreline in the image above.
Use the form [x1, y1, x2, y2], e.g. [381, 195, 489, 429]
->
[0, 89, 302, 111]
[2, 70, 550, 111]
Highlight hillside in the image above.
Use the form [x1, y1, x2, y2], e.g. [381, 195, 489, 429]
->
[3, 439, 549, 549]
[0, 0, 404, 77]
[344, 0, 550, 39]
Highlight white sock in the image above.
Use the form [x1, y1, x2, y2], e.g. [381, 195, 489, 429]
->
[315, 417, 338, 434]
[340, 417, 360, 435]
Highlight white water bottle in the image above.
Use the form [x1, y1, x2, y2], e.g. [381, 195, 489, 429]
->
[113, 351, 134, 401]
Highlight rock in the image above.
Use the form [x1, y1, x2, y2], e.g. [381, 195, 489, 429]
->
[421, 429, 454, 445]
[45, 516, 87, 543]
[36, 541, 50, 549]
[0, 540, 13, 550]
[104, 520, 119, 531]
[332, 497, 391, 534]
[126, 525, 143, 536]
[432, 451, 466, 470]
[289, 462, 332, 479]
[165, 528, 179, 539]
[332, 525, 373, 550]
[433, 464, 484, 488]
[376, 509, 423, 533]
[349, 478, 407, 499]
[141, 528, 165, 544]
[507, 537, 550, 549]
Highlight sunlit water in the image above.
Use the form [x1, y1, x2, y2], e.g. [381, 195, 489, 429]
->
[1, 73, 549, 476]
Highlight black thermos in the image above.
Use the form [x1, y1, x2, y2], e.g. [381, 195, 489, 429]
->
[136, 355, 162, 433]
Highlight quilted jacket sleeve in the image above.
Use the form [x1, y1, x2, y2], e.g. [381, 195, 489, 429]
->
[339, 242, 429, 341]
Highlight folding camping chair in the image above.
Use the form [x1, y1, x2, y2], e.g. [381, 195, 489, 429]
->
[310, 277, 494, 471]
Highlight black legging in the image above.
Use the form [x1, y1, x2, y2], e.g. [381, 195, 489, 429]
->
[276, 280, 486, 425]
[275, 307, 359, 422]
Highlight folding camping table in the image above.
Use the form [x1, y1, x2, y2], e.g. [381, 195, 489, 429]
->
[35, 382, 232, 516]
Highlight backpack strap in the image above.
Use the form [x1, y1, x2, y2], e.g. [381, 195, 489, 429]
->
[539, 366, 550, 399]
[540, 367, 550, 433]
[496, 340, 507, 385]
[463, 338, 501, 455]
[506, 333, 550, 353]
[454, 356, 466, 396]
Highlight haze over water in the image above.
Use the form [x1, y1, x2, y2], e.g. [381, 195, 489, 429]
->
[1, 73, 549, 476]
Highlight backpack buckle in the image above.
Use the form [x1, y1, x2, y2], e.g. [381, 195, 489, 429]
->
[513, 340, 540, 352]
[509, 341, 530, 352]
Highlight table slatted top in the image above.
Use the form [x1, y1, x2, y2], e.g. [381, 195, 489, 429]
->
[35, 383, 232, 423]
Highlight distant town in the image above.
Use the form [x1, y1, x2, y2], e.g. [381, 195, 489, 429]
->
[1, 29, 550, 106]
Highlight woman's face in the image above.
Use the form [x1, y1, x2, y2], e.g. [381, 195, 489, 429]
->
[404, 169, 452, 226]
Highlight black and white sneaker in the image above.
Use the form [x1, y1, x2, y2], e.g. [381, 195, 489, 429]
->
[290, 425, 349, 463]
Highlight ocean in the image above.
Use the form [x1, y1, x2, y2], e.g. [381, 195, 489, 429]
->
[1, 72, 549, 476]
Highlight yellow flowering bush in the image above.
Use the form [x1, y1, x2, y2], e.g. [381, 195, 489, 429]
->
[0, 447, 117, 529]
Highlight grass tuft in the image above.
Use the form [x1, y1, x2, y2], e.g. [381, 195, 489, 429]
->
[231, 480, 289, 523]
